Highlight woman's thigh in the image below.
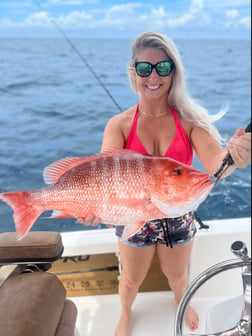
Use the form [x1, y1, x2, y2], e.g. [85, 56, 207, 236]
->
[156, 240, 194, 278]
[118, 239, 156, 282]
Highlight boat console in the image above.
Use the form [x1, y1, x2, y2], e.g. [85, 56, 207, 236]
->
[0, 232, 77, 336]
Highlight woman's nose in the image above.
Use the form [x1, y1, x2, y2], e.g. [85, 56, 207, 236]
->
[149, 68, 159, 79]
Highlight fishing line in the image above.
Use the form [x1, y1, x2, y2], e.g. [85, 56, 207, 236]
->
[36, 1, 123, 113]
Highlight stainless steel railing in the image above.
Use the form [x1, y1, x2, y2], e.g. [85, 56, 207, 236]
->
[174, 241, 251, 336]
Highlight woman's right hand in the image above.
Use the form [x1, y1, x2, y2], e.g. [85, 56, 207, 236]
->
[77, 214, 101, 226]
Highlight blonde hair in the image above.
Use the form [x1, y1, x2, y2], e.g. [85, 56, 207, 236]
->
[128, 31, 225, 143]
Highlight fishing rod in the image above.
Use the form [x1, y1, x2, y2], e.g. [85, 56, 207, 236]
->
[36, 1, 123, 113]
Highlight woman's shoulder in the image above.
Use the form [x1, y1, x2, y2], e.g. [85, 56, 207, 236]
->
[105, 106, 136, 129]
[101, 106, 137, 150]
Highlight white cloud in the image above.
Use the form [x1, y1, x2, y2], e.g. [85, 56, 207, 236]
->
[224, 8, 251, 29]
[146, 1, 210, 29]
[239, 16, 251, 28]
[23, 12, 52, 28]
[226, 9, 239, 19]
[204, 0, 250, 8]
[0, 1, 32, 7]
[101, 3, 143, 27]
[0, 12, 51, 29]
[48, 0, 97, 4]
[0, 0, 250, 37]
[190, 0, 204, 13]
[57, 10, 93, 28]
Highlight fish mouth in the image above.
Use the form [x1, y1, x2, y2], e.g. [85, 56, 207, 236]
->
[190, 177, 214, 194]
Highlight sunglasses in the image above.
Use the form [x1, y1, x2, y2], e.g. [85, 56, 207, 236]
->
[134, 60, 174, 77]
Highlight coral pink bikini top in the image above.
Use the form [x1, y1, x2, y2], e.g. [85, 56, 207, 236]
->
[125, 104, 193, 165]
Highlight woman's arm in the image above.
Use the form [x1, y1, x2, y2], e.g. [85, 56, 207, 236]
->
[101, 114, 126, 151]
[191, 125, 251, 178]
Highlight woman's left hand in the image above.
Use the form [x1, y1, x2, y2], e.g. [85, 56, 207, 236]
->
[226, 128, 251, 168]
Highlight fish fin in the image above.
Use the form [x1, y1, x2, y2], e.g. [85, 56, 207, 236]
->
[49, 210, 72, 218]
[43, 149, 143, 185]
[120, 221, 146, 241]
[43, 157, 87, 185]
[0, 191, 41, 240]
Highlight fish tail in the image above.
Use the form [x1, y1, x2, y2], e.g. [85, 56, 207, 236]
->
[0, 191, 41, 240]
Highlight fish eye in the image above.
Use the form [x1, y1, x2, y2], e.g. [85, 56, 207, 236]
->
[173, 167, 183, 176]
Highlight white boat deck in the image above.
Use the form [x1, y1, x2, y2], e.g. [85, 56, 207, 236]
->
[70, 291, 232, 335]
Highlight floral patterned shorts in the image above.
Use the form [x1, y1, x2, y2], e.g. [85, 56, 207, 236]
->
[115, 212, 196, 248]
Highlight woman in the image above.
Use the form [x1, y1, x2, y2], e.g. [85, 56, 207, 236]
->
[81, 32, 251, 335]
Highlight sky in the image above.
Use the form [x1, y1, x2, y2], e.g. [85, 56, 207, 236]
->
[0, 0, 251, 39]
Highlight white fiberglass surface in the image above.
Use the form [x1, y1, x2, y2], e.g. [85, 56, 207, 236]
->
[71, 291, 229, 336]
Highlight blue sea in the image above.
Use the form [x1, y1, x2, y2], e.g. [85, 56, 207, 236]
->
[0, 38, 251, 234]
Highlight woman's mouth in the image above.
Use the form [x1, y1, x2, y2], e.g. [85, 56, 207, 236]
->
[146, 84, 161, 90]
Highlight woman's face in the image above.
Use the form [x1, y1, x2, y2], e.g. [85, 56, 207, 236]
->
[134, 47, 174, 101]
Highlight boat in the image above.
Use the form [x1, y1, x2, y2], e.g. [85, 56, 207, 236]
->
[0, 216, 250, 335]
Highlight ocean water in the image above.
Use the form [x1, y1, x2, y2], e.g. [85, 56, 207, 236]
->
[0, 38, 251, 234]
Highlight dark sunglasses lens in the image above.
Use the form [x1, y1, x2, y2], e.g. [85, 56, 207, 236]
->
[156, 61, 173, 76]
[135, 63, 152, 77]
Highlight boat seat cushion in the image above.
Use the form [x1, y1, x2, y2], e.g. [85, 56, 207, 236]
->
[0, 271, 77, 336]
[0, 231, 63, 264]
[55, 299, 78, 336]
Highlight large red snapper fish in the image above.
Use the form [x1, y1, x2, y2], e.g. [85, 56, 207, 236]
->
[0, 149, 214, 240]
